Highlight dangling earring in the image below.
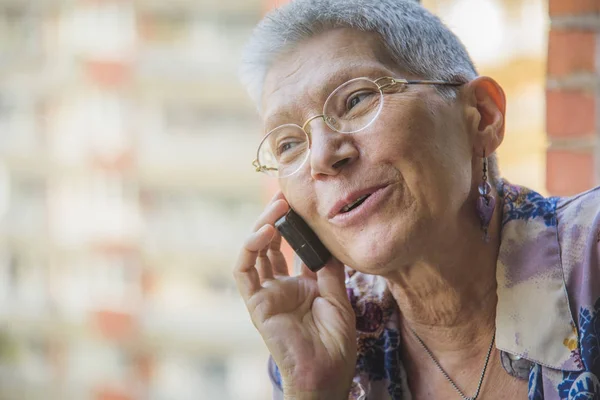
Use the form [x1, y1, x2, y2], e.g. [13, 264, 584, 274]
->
[476, 150, 496, 242]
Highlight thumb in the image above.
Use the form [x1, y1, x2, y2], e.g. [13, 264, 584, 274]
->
[316, 258, 349, 307]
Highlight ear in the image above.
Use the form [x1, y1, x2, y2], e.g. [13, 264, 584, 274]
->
[461, 76, 506, 157]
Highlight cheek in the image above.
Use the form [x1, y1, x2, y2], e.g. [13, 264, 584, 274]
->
[280, 179, 317, 221]
[362, 99, 438, 176]
[361, 98, 470, 215]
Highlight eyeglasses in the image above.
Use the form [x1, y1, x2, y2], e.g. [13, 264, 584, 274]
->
[252, 76, 463, 178]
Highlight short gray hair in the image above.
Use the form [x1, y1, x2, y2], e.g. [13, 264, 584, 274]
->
[240, 0, 500, 183]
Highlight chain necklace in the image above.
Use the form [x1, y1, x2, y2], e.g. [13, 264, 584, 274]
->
[409, 328, 496, 400]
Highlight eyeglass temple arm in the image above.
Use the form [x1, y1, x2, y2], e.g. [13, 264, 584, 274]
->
[252, 159, 278, 173]
[406, 80, 464, 86]
[375, 77, 463, 90]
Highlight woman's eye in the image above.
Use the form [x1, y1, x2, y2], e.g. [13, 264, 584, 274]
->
[278, 141, 297, 155]
[346, 92, 372, 111]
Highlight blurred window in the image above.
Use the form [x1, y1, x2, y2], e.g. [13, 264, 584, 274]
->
[163, 103, 256, 134]
[58, 3, 136, 60]
[6, 178, 47, 238]
[0, 5, 42, 62]
[140, 189, 260, 256]
[140, 11, 190, 43]
[200, 358, 230, 400]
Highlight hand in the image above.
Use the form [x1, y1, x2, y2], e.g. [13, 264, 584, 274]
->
[233, 193, 357, 399]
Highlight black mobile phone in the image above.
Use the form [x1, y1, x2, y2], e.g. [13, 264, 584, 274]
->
[274, 209, 331, 273]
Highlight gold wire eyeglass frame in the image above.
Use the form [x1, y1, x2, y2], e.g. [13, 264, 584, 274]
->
[252, 76, 463, 177]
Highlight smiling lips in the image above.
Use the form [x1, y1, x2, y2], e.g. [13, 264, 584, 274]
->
[340, 194, 371, 213]
[329, 184, 390, 219]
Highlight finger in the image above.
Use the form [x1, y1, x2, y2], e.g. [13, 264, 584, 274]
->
[269, 227, 282, 251]
[299, 259, 317, 280]
[316, 258, 350, 307]
[268, 190, 285, 204]
[257, 246, 275, 282]
[234, 225, 276, 301]
[252, 199, 290, 232]
[268, 230, 289, 277]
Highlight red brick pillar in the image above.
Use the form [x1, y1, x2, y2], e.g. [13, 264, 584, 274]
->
[546, 0, 600, 196]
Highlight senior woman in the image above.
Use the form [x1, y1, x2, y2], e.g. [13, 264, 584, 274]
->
[233, 0, 600, 399]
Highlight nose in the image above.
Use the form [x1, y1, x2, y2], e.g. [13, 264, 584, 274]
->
[307, 117, 359, 178]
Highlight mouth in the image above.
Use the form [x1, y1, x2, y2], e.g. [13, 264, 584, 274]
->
[340, 194, 372, 213]
[329, 184, 390, 219]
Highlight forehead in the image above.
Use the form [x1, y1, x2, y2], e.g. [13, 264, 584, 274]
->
[261, 28, 395, 123]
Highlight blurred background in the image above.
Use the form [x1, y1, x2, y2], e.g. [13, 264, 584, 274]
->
[0, 0, 595, 399]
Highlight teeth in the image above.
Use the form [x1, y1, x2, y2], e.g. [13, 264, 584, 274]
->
[341, 195, 369, 213]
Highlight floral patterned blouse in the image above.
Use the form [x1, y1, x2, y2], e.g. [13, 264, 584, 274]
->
[268, 181, 600, 399]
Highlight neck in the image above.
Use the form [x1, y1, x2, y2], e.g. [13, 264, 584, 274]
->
[384, 194, 502, 356]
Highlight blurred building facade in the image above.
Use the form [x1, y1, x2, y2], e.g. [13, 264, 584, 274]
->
[0, 1, 269, 399]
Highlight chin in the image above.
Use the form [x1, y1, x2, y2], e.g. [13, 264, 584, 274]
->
[342, 229, 403, 274]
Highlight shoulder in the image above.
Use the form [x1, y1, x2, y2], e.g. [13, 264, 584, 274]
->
[501, 182, 560, 228]
[555, 186, 600, 323]
[499, 182, 600, 264]
[555, 185, 600, 277]
[554, 186, 600, 281]
[556, 185, 600, 228]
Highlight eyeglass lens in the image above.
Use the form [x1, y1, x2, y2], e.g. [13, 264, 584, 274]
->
[257, 78, 383, 177]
